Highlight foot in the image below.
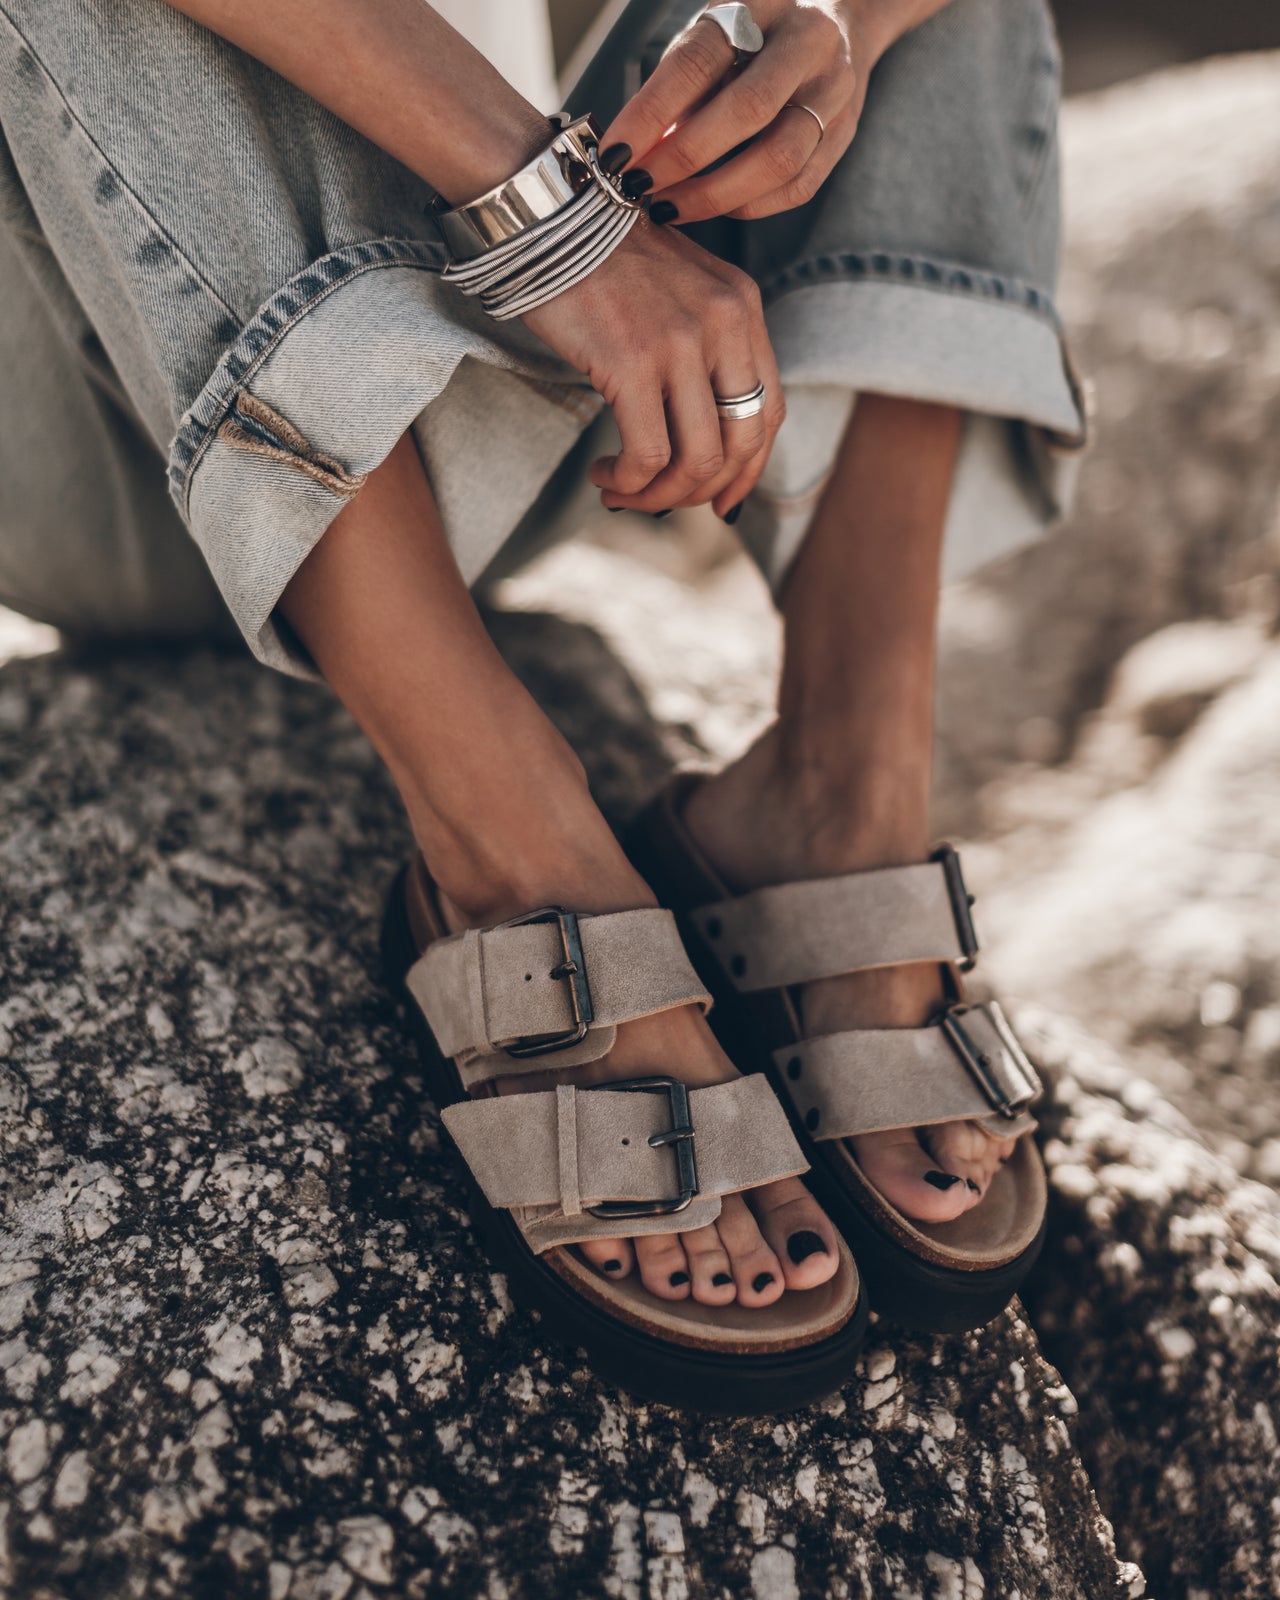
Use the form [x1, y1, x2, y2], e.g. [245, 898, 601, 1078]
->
[682, 729, 1016, 1225]
[421, 737, 841, 1308]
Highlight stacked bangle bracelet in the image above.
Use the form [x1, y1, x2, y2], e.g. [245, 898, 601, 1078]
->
[432, 114, 644, 321]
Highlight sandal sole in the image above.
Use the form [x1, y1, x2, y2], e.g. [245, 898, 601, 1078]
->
[379, 865, 868, 1416]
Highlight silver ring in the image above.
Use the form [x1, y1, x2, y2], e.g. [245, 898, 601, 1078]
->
[784, 101, 825, 145]
[714, 380, 766, 421]
[697, 5, 765, 68]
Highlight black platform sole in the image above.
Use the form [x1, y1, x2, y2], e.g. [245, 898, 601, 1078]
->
[627, 818, 1045, 1337]
[379, 866, 869, 1417]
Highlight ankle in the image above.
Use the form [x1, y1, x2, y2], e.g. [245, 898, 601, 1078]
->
[398, 735, 652, 926]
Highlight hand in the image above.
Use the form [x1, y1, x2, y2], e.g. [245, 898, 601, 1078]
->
[599, 1, 883, 223]
[521, 219, 785, 518]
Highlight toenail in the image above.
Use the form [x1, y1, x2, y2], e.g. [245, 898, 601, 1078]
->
[602, 1259, 622, 1272]
[924, 1170, 962, 1190]
[712, 1272, 732, 1286]
[787, 1230, 827, 1265]
[669, 1270, 690, 1287]
[966, 1178, 981, 1194]
[751, 1272, 775, 1293]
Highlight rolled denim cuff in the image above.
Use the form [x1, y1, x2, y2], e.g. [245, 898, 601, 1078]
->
[739, 263, 1088, 593]
[168, 239, 601, 679]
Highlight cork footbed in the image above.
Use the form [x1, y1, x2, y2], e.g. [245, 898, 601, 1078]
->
[402, 857, 861, 1356]
[634, 775, 1048, 1275]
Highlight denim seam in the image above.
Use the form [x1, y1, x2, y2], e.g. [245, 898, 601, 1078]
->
[170, 238, 446, 516]
[0, 5, 240, 324]
[758, 251, 1063, 331]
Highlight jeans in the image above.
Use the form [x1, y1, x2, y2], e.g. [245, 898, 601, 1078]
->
[0, 0, 1085, 676]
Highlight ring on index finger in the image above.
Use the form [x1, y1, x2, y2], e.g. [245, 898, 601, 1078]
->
[697, 4, 765, 69]
[713, 381, 767, 422]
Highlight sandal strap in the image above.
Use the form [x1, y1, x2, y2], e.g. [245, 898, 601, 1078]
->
[442, 1075, 807, 1253]
[774, 1002, 1041, 1141]
[407, 906, 711, 1085]
[688, 845, 979, 992]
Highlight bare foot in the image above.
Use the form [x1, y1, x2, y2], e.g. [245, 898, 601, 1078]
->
[682, 731, 1014, 1226]
[428, 762, 841, 1307]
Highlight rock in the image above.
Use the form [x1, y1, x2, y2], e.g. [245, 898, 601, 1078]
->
[976, 637, 1280, 1158]
[932, 52, 1280, 830]
[0, 644, 1135, 1598]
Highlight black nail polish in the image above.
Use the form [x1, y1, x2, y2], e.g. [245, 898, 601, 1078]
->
[712, 1272, 733, 1287]
[966, 1178, 981, 1194]
[653, 509, 672, 520]
[787, 1230, 828, 1265]
[600, 142, 632, 176]
[602, 1258, 622, 1272]
[606, 506, 623, 513]
[751, 1271, 775, 1293]
[722, 502, 743, 526]
[620, 168, 653, 198]
[649, 200, 679, 226]
[923, 1170, 962, 1191]
[669, 1270, 690, 1287]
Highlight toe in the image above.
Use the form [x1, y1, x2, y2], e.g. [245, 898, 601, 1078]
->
[579, 1236, 634, 1282]
[679, 1223, 738, 1305]
[714, 1193, 786, 1307]
[924, 1122, 1016, 1207]
[749, 1176, 840, 1291]
[851, 1128, 974, 1223]
[634, 1232, 693, 1300]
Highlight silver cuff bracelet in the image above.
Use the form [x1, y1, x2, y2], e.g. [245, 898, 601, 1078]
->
[433, 113, 614, 261]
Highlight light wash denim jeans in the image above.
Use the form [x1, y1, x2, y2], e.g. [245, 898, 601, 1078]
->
[0, 0, 1085, 676]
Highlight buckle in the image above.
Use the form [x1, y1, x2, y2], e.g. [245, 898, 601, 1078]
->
[585, 1076, 700, 1220]
[932, 843, 980, 972]
[500, 907, 595, 1058]
[939, 1002, 1039, 1120]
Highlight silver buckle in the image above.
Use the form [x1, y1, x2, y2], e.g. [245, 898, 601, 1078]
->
[585, 1077, 699, 1220]
[932, 843, 980, 972]
[499, 907, 595, 1058]
[939, 1002, 1039, 1120]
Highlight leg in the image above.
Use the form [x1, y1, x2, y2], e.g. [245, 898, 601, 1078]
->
[278, 430, 841, 1303]
[685, 393, 1017, 1222]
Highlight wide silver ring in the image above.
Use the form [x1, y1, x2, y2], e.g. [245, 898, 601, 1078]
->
[697, 4, 765, 67]
[784, 101, 826, 144]
[714, 381, 767, 421]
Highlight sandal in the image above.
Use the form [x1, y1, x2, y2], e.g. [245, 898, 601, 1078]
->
[628, 775, 1048, 1334]
[380, 854, 867, 1414]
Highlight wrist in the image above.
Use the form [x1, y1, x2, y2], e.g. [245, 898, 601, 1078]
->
[431, 109, 557, 209]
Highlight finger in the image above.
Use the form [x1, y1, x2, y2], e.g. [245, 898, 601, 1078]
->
[712, 297, 785, 518]
[589, 379, 673, 498]
[616, 369, 725, 512]
[597, 14, 739, 167]
[651, 103, 828, 225]
[725, 114, 854, 222]
[639, 51, 800, 193]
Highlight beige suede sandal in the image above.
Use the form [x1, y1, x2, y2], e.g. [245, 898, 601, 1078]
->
[628, 775, 1048, 1334]
[380, 855, 867, 1413]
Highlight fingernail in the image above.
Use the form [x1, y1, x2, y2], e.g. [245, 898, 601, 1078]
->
[924, 1170, 962, 1191]
[722, 502, 743, 526]
[653, 509, 672, 520]
[649, 200, 679, 225]
[669, 1270, 690, 1287]
[600, 142, 632, 175]
[751, 1271, 775, 1293]
[786, 1230, 828, 1265]
[602, 1258, 622, 1273]
[712, 1272, 733, 1287]
[966, 1178, 981, 1194]
[620, 168, 653, 197]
